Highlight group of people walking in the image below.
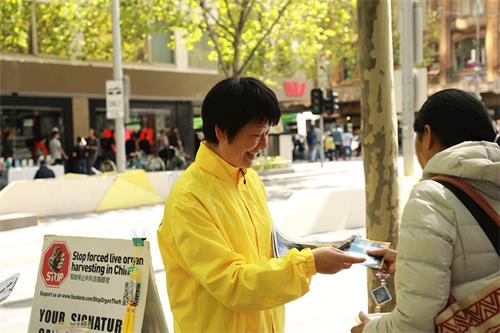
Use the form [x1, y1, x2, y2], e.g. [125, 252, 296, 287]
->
[33, 127, 105, 174]
[299, 123, 360, 163]
[157, 77, 499, 333]
[29, 126, 187, 174]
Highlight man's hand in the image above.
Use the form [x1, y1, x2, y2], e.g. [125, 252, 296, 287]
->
[312, 247, 365, 274]
[368, 248, 397, 275]
[351, 311, 369, 333]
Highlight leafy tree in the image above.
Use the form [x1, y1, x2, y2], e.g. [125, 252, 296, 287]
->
[422, 9, 440, 68]
[0, 0, 439, 81]
[322, 0, 358, 80]
[392, 3, 440, 69]
[163, 0, 335, 78]
[0, 0, 156, 62]
[35, 0, 79, 57]
[0, 0, 31, 54]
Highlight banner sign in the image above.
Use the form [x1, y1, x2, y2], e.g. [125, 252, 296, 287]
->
[28, 235, 167, 333]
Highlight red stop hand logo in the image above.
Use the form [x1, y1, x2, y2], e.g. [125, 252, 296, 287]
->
[41, 241, 70, 288]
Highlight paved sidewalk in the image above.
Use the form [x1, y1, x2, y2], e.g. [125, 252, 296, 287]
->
[0, 157, 421, 332]
[0, 207, 369, 333]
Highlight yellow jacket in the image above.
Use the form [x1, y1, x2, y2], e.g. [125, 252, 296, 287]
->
[324, 136, 335, 150]
[158, 142, 316, 332]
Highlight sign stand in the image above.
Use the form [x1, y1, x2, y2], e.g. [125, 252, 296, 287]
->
[28, 235, 168, 333]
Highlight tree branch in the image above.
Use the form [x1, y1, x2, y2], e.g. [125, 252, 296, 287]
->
[198, 0, 235, 39]
[236, 0, 292, 76]
[240, 0, 256, 26]
[199, 0, 230, 76]
[222, 0, 236, 31]
[230, 0, 256, 75]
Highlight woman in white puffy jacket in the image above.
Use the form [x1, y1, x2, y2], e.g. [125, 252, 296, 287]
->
[352, 89, 500, 333]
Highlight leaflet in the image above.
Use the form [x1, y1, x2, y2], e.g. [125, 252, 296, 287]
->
[272, 227, 391, 270]
[346, 238, 390, 269]
[272, 227, 360, 258]
[0, 273, 20, 303]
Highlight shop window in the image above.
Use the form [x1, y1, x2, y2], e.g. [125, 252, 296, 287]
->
[0, 108, 63, 160]
[94, 107, 172, 154]
[454, 37, 485, 70]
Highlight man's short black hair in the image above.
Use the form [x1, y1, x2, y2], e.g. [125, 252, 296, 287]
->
[202, 77, 281, 144]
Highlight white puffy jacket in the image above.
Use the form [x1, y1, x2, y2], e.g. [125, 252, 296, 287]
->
[364, 141, 500, 333]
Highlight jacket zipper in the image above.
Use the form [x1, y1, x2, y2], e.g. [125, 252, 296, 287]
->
[240, 168, 246, 184]
[238, 168, 260, 252]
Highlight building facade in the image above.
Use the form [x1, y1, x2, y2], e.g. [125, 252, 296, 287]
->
[331, 0, 500, 128]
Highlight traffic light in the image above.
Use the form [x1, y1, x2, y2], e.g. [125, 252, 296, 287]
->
[324, 89, 339, 114]
[310, 88, 323, 115]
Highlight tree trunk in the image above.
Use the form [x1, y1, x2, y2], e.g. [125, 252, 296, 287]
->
[357, 0, 399, 313]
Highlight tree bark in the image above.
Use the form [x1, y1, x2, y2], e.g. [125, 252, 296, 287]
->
[357, 0, 399, 313]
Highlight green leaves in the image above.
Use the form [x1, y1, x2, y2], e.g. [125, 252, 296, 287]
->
[0, 0, 31, 54]
[1, 0, 440, 83]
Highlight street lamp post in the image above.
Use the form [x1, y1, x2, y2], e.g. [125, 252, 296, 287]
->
[399, 0, 416, 177]
[111, 0, 126, 172]
[474, 0, 482, 99]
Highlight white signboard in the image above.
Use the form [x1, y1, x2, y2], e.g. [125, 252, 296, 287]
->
[106, 80, 124, 119]
[28, 235, 167, 333]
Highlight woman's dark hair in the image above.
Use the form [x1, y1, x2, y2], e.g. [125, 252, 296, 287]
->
[202, 77, 281, 144]
[413, 89, 496, 147]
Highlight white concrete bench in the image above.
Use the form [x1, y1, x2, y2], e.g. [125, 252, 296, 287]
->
[0, 213, 38, 231]
[278, 187, 365, 237]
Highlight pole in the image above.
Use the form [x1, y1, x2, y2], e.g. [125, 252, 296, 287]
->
[319, 116, 324, 168]
[474, 0, 481, 99]
[399, 0, 415, 176]
[112, 0, 126, 172]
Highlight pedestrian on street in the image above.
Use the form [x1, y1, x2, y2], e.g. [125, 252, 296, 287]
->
[332, 125, 344, 160]
[351, 89, 500, 333]
[343, 129, 354, 160]
[70, 136, 87, 174]
[85, 128, 98, 174]
[34, 156, 55, 179]
[99, 129, 116, 163]
[33, 136, 49, 161]
[157, 77, 365, 333]
[324, 131, 336, 161]
[49, 128, 68, 166]
[138, 130, 152, 155]
[307, 123, 321, 162]
[1, 130, 13, 159]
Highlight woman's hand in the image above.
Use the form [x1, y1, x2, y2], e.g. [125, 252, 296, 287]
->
[312, 247, 365, 274]
[368, 248, 398, 275]
[351, 311, 370, 333]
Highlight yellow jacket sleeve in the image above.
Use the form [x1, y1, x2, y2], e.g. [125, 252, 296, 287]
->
[167, 195, 317, 312]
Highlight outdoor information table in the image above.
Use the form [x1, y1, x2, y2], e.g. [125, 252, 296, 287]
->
[7, 165, 64, 183]
[28, 235, 167, 333]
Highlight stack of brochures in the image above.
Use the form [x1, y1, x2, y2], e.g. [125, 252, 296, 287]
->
[272, 227, 360, 258]
[272, 227, 390, 269]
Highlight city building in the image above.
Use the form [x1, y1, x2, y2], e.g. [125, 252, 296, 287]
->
[330, 0, 500, 129]
[0, 2, 310, 163]
[1, 17, 222, 161]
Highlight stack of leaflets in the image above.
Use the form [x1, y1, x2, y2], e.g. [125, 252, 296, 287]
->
[272, 227, 390, 269]
[346, 238, 390, 269]
[272, 227, 360, 258]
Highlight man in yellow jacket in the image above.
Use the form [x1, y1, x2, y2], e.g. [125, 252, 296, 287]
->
[158, 77, 364, 332]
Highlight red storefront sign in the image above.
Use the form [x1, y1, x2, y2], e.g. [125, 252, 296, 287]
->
[284, 80, 306, 97]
